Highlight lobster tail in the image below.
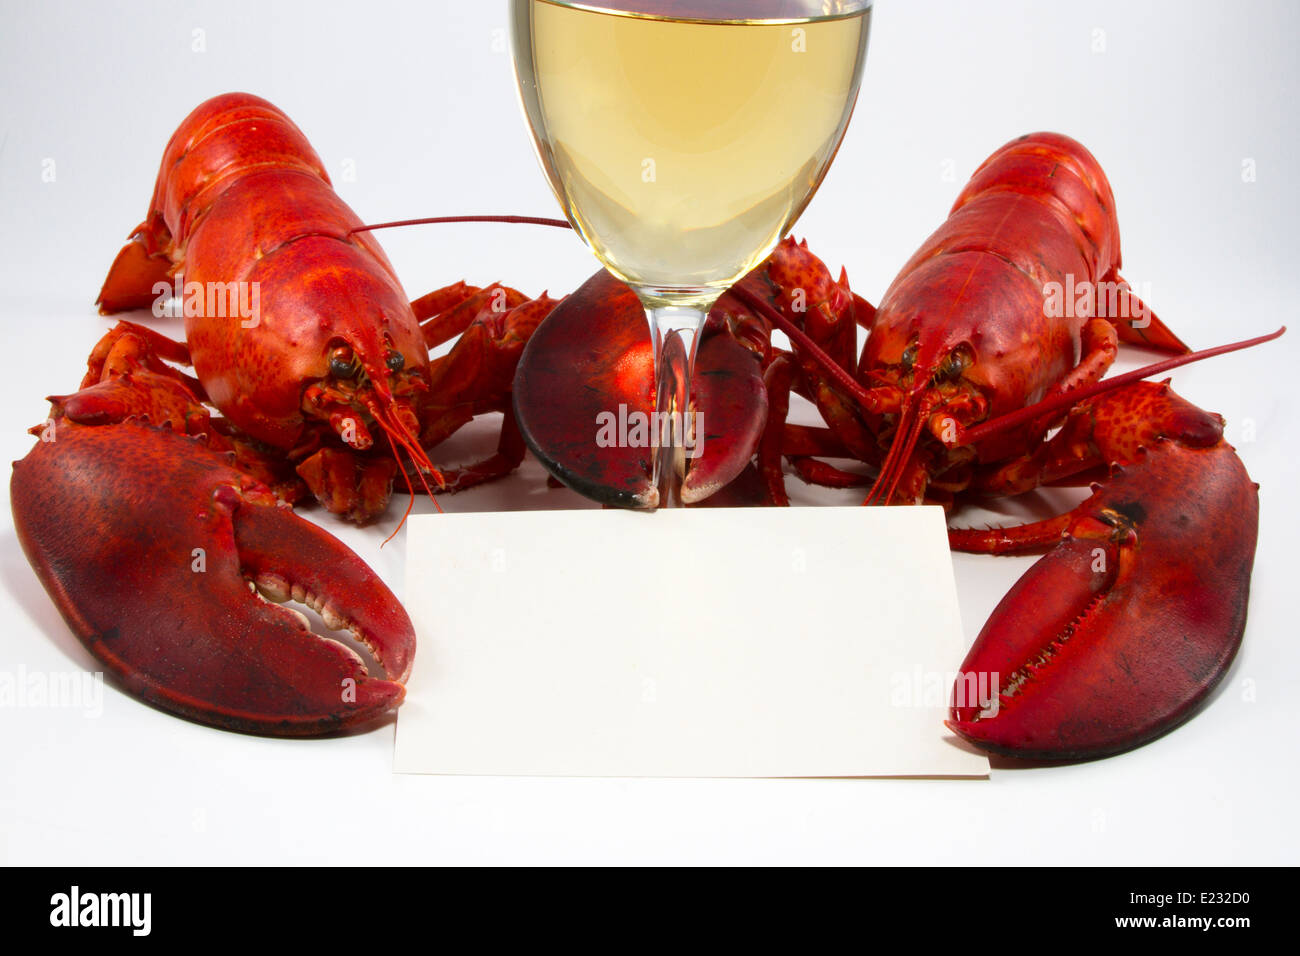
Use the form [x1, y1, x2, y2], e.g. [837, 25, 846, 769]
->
[98, 93, 444, 523]
[97, 225, 175, 313]
[955, 132, 1123, 275]
[99, 93, 329, 311]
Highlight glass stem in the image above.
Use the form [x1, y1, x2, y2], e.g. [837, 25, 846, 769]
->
[645, 304, 706, 509]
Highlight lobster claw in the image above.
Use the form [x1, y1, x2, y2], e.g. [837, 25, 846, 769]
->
[11, 420, 415, 736]
[513, 270, 657, 507]
[948, 439, 1258, 759]
[513, 269, 768, 508]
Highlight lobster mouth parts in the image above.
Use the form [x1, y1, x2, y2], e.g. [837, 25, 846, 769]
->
[297, 368, 444, 524]
[864, 382, 987, 505]
[305, 365, 425, 453]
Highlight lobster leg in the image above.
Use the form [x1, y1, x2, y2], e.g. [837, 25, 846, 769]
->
[760, 246, 878, 469]
[948, 511, 1074, 554]
[758, 357, 876, 500]
[757, 354, 796, 505]
[1030, 319, 1118, 424]
[416, 283, 527, 350]
[783, 424, 854, 458]
[65, 322, 305, 502]
[411, 281, 483, 327]
[84, 319, 198, 384]
[959, 377, 1222, 503]
[60, 328, 206, 432]
[962, 403, 1111, 501]
[415, 287, 560, 494]
[790, 456, 872, 490]
[414, 406, 529, 494]
[294, 447, 398, 523]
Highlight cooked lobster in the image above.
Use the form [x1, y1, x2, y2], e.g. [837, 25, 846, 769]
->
[11, 92, 558, 734]
[514, 133, 1277, 759]
[9, 90, 1275, 757]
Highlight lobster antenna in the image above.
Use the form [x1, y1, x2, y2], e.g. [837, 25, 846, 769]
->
[352, 224, 878, 413]
[866, 391, 937, 506]
[729, 283, 926, 506]
[730, 285, 880, 411]
[346, 227, 1278, 473]
[349, 226, 884, 419]
[364, 397, 444, 541]
[863, 391, 913, 505]
[959, 326, 1285, 445]
[345, 213, 572, 534]
[380, 429, 421, 548]
[349, 215, 572, 236]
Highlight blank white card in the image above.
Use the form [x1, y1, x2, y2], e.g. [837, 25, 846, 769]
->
[395, 507, 988, 778]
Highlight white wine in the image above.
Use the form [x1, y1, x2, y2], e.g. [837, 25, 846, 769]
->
[513, 0, 871, 306]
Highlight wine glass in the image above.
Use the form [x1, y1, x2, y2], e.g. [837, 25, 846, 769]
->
[511, 0, 872, 506]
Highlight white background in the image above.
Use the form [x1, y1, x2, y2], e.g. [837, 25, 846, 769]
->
[0, 0, 1296, 864]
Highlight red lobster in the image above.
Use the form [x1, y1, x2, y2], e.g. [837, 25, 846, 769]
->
[513, 133, 1276, 759]
[11, 92, 557, 734]
[9, 90, 1273, 757]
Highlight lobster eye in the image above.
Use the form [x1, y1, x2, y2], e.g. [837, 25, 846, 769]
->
[329, 347, 357, 378]
[939, 345, 973, 381]
[386, 351, 405, 373]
